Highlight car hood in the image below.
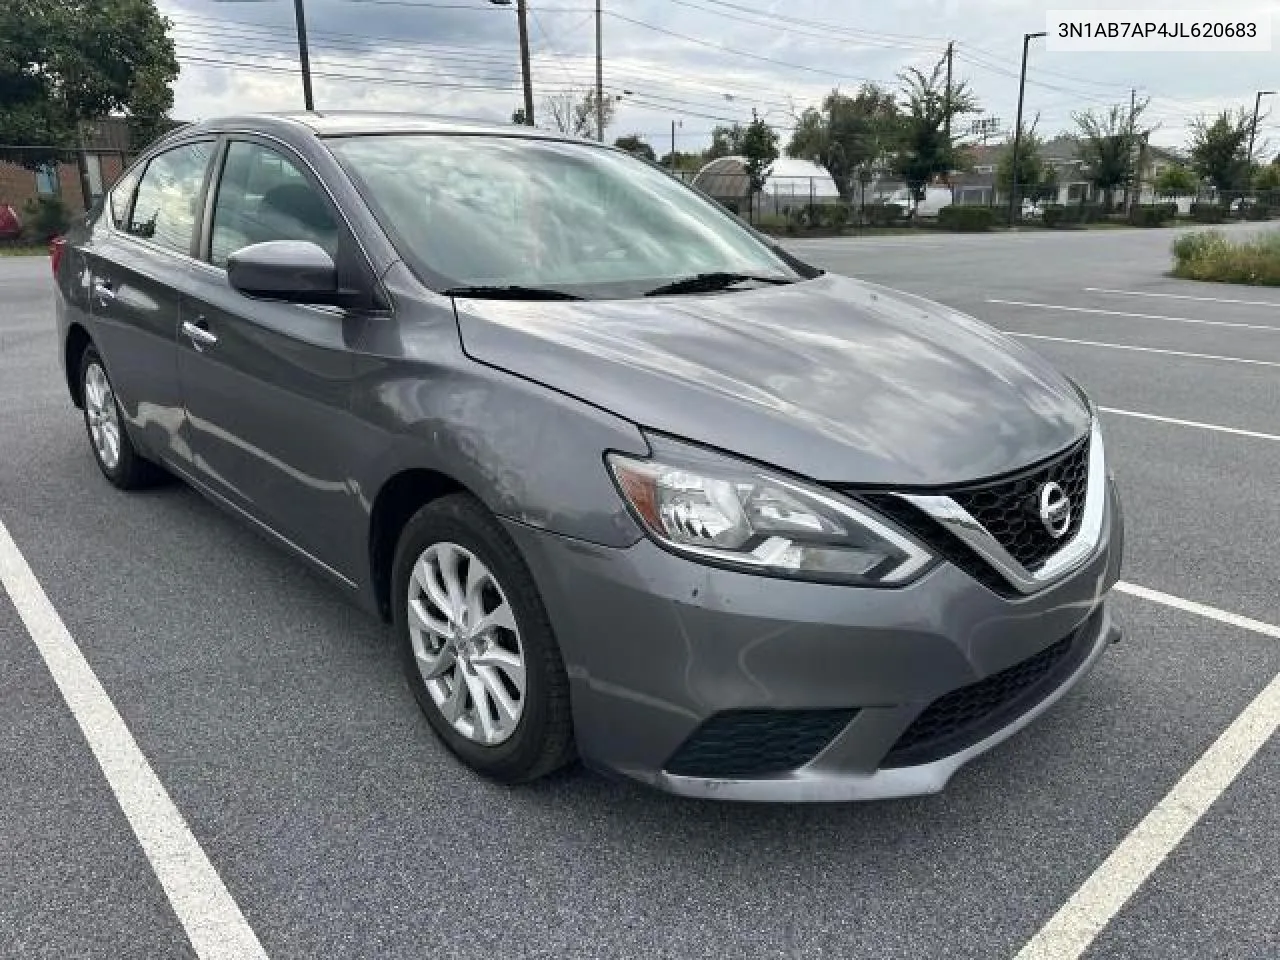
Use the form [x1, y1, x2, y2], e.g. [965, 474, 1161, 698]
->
[452, 273, 1091, 486]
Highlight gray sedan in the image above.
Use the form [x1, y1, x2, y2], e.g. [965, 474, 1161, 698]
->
[53, 112, 1122, 801]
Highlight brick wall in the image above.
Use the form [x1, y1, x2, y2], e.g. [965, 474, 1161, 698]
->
[58, 162, 86, 213]
[0, 162, 39, 214]
[0, 152, 130, 228]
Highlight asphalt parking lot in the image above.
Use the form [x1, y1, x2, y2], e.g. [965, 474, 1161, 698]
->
[1, 222, 1277, 959]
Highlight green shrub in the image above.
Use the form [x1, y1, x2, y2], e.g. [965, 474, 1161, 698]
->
[1077, 202, 1107, 223]
[1128, 204, 1174, 227]
[937, 205, 994, 231]
[862, 202, 903, 227]
[1171, 229, 1280, 285]
[823, 203, 850, 230]
[1042, 204, 1080, 228]
[1242, 203, 1272, 221]
[1189, 202, 1225, 224]
[22, 196, 68, 241]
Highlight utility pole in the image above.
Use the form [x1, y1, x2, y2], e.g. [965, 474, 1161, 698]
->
[944, 41, 954, 144]
[596, 0, 605, 141]
[490, 0, 534, 125]
[670, 119, 682, 170]
[1248, 90, 1276, 169]
[1007, 31, 1046, 227]
[517, 0, 534, 125]
[292, 0, 314, 111]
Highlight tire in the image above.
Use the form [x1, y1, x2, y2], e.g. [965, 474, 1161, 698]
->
[392, 493, 575, 783]
[79, 346, 165, 490]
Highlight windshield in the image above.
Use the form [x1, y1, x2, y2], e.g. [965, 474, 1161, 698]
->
[327, 134, 801, 298]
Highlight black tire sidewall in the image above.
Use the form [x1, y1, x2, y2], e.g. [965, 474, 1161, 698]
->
[391, 494, 571, 782]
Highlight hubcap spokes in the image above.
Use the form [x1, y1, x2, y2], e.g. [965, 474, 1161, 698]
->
[85, 364, 121, 469]
[407, 542, 526, 745]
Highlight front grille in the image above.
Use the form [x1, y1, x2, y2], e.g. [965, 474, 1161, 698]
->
[881, 628, 1089, 769]
[951, 437, 1090, 572]
[664, 709, 858, 779]
[859, 436, 1090, 592]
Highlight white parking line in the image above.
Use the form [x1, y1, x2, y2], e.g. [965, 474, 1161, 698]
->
[1115, 581, 1280, 639]
[987, 298, 1280, 333]
[1010, 333, 1280, 369]
[1086, 287, 1280, 309]
[0, 519, 270, 960]
[1099, 407, 1280, 443]
[1015, 584, 1280, 960]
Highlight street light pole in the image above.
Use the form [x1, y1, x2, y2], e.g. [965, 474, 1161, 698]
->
[490, 0, 534, 125]
[1248, 90, 1275, 168]
[1007, 31, 1046, 227]
[292, 0, 314, 111]
[596, 0, 605, 141]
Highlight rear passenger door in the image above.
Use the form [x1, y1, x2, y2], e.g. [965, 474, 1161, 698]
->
[86, 140, 215, 466]
[178, 137, 375, 578]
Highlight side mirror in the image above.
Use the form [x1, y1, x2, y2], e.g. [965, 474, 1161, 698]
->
[227, 240, 344, 305]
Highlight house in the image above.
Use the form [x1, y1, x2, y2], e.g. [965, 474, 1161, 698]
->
[951, 136, 1191, 208]
[0, 118, 135, 220]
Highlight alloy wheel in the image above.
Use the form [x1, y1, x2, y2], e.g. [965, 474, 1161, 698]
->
[407, 542, 527, 746]
[84, 362, 122, 471]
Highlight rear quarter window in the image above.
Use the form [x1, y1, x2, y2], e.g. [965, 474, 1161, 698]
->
[109, 170, 140, 230]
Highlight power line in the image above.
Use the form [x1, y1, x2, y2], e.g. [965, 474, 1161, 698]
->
[169, 13, 799, 108]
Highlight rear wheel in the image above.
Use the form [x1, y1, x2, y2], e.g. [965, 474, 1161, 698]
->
[79, 347, 164, 489]
[392, 494, 575, 783]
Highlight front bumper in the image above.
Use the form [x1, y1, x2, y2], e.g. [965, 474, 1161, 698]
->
[504, 477, 1124, 802]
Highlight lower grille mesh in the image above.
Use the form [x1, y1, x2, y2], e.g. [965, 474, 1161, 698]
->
[881, 629, 1087, 768]
[665, 709, 857, 779]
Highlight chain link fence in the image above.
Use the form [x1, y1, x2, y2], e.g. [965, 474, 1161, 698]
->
[701, 176, 1280, 234]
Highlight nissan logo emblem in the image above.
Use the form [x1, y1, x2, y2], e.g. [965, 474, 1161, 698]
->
[1038, 482, 1072, 539]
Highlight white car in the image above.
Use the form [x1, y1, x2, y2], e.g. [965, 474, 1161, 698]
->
[888, 186, 953, 218]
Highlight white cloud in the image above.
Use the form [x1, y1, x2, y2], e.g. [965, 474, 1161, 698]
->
[158, 0, 1279, 156]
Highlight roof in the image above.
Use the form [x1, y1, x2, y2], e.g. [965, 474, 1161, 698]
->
[692, 155, 841, 200]
[182, 111, 590, 142]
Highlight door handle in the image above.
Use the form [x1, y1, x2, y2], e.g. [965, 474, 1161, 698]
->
[182, 319, 218, 348]
[92, 278, 115, 305]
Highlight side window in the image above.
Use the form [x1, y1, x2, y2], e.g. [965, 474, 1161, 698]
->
[109, 170, 140, 229]
[210, 141, 339, 268]
[127, 141, 215, 254]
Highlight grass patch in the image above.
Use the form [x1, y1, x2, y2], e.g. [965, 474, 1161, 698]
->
[1171, 229, 1280, 286]
[0, 243, 48, 257]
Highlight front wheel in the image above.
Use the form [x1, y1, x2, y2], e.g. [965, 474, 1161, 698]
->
[392, 494, 575, 783]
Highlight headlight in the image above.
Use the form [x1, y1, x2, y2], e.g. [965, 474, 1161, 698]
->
[606, 442, 933, 586]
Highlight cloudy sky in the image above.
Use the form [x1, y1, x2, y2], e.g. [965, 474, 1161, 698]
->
[159, 0, 1280, 156]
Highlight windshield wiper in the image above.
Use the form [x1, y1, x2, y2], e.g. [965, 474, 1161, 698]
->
[442, 285, 584, 301]
[643, 272, 796, 297]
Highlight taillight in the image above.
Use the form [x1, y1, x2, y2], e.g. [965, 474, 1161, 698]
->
[49, 236, 67, 277]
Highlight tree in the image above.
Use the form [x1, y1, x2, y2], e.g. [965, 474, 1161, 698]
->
[1254, 162, 1280, 192]
[1038, 162, 1060, 203]
[659, 149, 704, 171]
[891, 62, 979, 204]
[705, 123, 746, 161]
[739, 109, 779, 221]
[1154, 165, 1198, 195]
[0, 0, 179, 165]
[614, 134, 656, 163]
[1188, 109, 1253, 193]
[544, 89, 615, 139]
[996, 123, 1043, 199]
[786, 85, 901, 197]
[1072, 100, 1154, 211]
